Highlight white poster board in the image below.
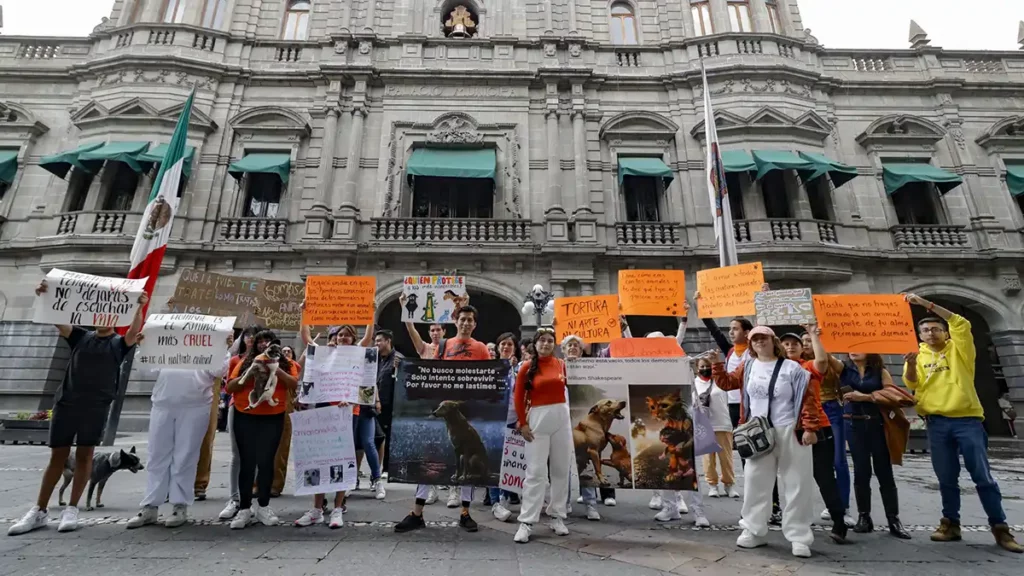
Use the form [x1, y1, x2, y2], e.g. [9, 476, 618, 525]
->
[291, 405, 357, 496]
[137, 314, 236, 369]
[299, 345, 378, 405]
[33, 268, 147, 328]
[499, 428, 527, 494]
[401, 275, 467, 324]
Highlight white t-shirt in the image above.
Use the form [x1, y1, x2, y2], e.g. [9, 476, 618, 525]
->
[726, 347, 750, 405]
[693, 376, 733, 432]
[744, 358, 806, 429]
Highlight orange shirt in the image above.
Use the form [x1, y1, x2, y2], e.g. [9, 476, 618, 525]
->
[514, 356, 567, 427]
[230, 357, 299, 416]
[801, 360, 832, 428]
[435, 337, 490, 361]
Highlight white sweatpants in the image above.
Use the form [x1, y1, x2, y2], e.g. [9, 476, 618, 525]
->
[415, 484, 474, 502]
[739, 423, 814, 546]
[518, 403, 572, 524]
[141, 404, 211, 507]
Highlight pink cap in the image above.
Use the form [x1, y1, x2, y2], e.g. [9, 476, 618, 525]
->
[748, 325, 776, 339]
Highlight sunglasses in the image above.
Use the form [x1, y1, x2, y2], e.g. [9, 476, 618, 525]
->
[535, 326, 556, 336]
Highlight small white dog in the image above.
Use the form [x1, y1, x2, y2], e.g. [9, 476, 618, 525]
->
[241, 343, 283, 410]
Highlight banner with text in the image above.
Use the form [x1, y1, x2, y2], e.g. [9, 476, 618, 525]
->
[291, 405, 357, 496]
[696, 262, 764, 318]
[554, 295, 621, 344]
[299, 345, 378, 405]
[401, 275, 467, 324]
[170, 269, 305, 330]
[618, 270, 687, 317]
[303, 276, 376, 326]
[137, 314, 235, 369]
[812, 294, 918, 354]
[755, 288, 816, 326]
[33, 268, 147, 328]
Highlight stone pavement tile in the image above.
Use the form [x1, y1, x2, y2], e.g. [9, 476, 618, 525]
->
[669, 558, 722, 576]
[512, 540, 601, 562]
[161, 557, 321, 576]
[654, 541, 730, 563]
[376, 558, 453, 576]
[610, 545, 693, 571]
[116, 539, 219, 558]
[0, 537, 32, 555]
[518, 558, 667, 576]
[574, 538, 636, 558]
[258, 540, 340, 560]
[712, 547, 803, 573]
[453, 540, 516, 560]
[793, 565, 865, 576]
[193, 540, 279, 559]
[389, 540, 457, 560]
[0, 556, 168, 576]
[12, 537, 130, 557]
[448, 559, 520, 575]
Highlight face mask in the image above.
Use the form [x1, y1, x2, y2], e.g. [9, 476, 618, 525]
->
[698, 368, 712, 378]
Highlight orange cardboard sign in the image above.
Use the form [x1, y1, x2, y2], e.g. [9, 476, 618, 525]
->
[302, 276, 376, 326]
[554, 295, 621, 344]
[696, 262, 764, 318]
[812, 294, 918, 354]
[608, 337, 684, 358]
[618, 270, 687, 317]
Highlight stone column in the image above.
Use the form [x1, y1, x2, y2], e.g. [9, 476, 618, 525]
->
[365, 0, 377, 31]
[304, 107, 340, 240]
[544, 0, 554, 33]
[142, 0, 162, 21]
[710, 0, 730, 33]
[334, 104, 366, 241]
[571, 110, 589, 216]
[749, 0, 771, 32]
[568, 0, 577, 32]
[341, 0, 353, 32]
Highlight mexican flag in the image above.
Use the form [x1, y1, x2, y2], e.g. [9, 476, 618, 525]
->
[119, 89, 195, 332]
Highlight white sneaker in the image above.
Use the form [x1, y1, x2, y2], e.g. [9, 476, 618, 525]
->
[549, 517, 569, 536]
[164, 504, 188, 528]
[603, 497, 616, 507]
[254, 505, 279, 527]
[695, 515, 711, 528]
[576, 495, 584, 504]
[57, 506, 79, 533]
[514, 522, 532, 543]
[677, 493, 689, 515]
[736, 529, 767, 549]
[708, 485, 720, 498]
[655, 507, 681, 522]
[425, 486, 439, 505]
[844, 514, 856, 527]
[586, 504, 601, 521]
[446, 487, 460, 508]
[791, 542, 812, 558]
[229, 508, 252, 529]
[294, 508, 324, 527]
[8, 506, 48, 536]
[492, 502, 512, 522]
[328, 507, 344, 529]
[218, 500, 239, 520]
[374, 481, 387, 500]
[648, 493, 663, 510]
[820, 509, 831, 521]
[726, 484, 740, 498]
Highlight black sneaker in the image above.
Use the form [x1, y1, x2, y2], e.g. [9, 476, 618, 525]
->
[459, 513, 479, 533]
[768, 510, 782, 526]
[394, 513, 425, 533]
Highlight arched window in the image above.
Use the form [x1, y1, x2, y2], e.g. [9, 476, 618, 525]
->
[690, 1, 712, 36]
[609, 3, 638, 45]
[162, 0, 187, 23]
[442, 3, 479, 38]
[282, 0, 311, 40]
[202, 0, 229, 29]
[727, 0, 752, 32]
[765, 0, 782, 34]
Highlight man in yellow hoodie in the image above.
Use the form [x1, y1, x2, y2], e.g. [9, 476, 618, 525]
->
[903, 293, 1021, 553]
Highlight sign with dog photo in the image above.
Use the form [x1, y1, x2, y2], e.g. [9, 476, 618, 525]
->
[401, 275, 467, 324]
[290, 405, 357, 496]
[566, 358, 697, 492]
[137, 313, 236, 369]
[387, 359, 510, 486]
[33, 268, 148, 328]
[299, 345, 378, 405]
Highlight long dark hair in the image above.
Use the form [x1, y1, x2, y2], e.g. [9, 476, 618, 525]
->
[864, 354, 885, 373]
[236, 325, 260, 357]
[238, 329, 292, 377]
[495, 332, 517, 358]
[524, 331, 555, 391]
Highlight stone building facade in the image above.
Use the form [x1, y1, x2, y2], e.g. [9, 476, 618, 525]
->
[0, 0, 1022, 432]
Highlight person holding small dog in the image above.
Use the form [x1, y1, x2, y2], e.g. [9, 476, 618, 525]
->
[8, 279, 146, 536]
[217, 325, 259, 521]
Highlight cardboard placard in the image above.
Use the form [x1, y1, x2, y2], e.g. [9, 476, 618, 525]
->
[499, 428, 527, 494]
[33, 268, 147, 328]
[291, 406, 357, 496]
[554, 295, 621, 344]
[618, 270, 687, 317]
[608, 337, 684, 358]
[755, 288, 816, 326]
[170, 269, 304, 330]
[137, 314, 235, 369]
[812, 294, 918, 354]
[696, 262, 764, 318]
[302, 276, 376, 326]
[401, 275, 467, 324]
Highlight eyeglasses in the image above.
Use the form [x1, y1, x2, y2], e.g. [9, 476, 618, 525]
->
[919, 327, 946, 334]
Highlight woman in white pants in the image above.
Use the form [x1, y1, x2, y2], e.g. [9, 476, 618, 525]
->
[514, 327, 572, 543]
[709, 326, 821, 558]
[127, 333, 232, 528]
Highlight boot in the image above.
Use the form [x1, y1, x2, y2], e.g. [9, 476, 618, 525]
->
[853, 513, 873, 534]
[829, 518, 849, 544]
[930, 517, 962, 542]
[887, 515, 911, 540]
[992, 524, 1023, 553]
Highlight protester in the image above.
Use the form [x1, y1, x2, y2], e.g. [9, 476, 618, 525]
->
[693, 356, 734, 499]
[903, 294, 1021, 553]
[487, 342, 498, 359]
[486, 332, 518, 522]
[365, 329, 399, 501]
[401, 314, 448, 506]
[217, 326, 259, 521]
[8, 279, 145, 536]
[999, 393, 1017, 438]
[710, 326, 820, 558]
[513, 327, 572, 543]
[193, 299, 236, 502]
[563, 334, 602, 521]
[127, 332, 233, 529]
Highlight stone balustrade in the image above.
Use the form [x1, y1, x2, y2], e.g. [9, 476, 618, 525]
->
[890, 225, 970, 249]
[615, 222, 681, 246]
[371, 218, 531, 243]
[219, 218, 288, 243]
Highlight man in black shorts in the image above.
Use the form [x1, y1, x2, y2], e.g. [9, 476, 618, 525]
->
[7, 278, 145, 536]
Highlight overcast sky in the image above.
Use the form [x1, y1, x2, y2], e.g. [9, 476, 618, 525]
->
[1, 0, 1022, 51]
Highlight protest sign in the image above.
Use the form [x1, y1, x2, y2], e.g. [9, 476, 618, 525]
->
[696, 262, 764, 318]
[755, 288, 815, 326]
[401, 275, 467, 324]
[33, 268, 147, 328]
[303, 276, 376, 326]
[290, 405, 357, 496]
[388, 359, 509, 486]
[256, 279, 306, 331]
[554, 295, 621, 344]
[170, 269, 304, 330]
[812, 294, 918, 354]
[608, 337, 684, 358]
[137, 314, 235, 369]
[566, 357, 695, 491]
[618, 270, 686, 317]
[299, 345, 378, 405]
[499, 428, 527, 494]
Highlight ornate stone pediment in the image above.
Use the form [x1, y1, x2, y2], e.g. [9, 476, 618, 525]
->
[599, 111, 679, 141]
[228, 106, 312, 141]
[0, 101, 50, 139]
[691, 106, 831, 145]
[71, 98, 218, 133]
[426, 112, 483, 145]
[855, 114, 946, 151]
[975, 116, 1024, 149]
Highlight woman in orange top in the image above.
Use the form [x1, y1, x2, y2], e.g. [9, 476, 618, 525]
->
[512, 327, 571, 544]
[224, 329, 299, 530]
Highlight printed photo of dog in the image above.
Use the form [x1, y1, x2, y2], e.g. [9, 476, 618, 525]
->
[59, 446, 144, 511]
[568, 385, 631, 489]
[303, 468, 321, 487]
[627, 384, 697, 491]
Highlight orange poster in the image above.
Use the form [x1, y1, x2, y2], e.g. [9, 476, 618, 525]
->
[302, 276, 376, 326]
[696, 262, 764, 318]
[554, 295, 621, 344]
[608, 337, 684, 358]
[812, 294, 918, 354]
[618, 270, 687, 317]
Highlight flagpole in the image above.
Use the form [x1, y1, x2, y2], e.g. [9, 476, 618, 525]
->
[701, 60, 738, 268]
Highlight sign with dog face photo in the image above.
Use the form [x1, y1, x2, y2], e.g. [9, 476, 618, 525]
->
[401, 275, 467, 324]
[567, 358, 697, 492]
[34, 268, 148, 328]
[137, 313, 236, 369]
[299, 345, 378, 405]
[387, 359, 510, 486]
[290, 405, 357, 496]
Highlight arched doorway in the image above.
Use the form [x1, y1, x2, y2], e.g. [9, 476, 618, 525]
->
[378, 289, 523, 358]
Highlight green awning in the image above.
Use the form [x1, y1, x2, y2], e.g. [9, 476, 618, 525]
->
[78, 141, 151, 173]
[0, 150, 18, 184]
[228, 153, 291, 184]
[1006, 164, 1024, 197]
[617, 157, 674, 186]
[138, 144, 197, 177]
[38, 141, 103, 179]
[721, 150, 756, 173]
[882, 162, 963, 195]
[752, 150, 814, 181]
[798, 151, 859, 188]
[406, 148, 496, 181]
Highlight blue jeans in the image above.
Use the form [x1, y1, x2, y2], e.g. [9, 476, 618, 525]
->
[488, 487, 515, 502]
[580, 487, 599, 505]
[926, 415, 1006, 526]
[822, 400, 851, 509]
[354, 413, 381, 481]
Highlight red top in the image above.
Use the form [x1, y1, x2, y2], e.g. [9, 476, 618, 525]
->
[230, 358, 299, 416]
[514, 355, 567, 428]
[801, 360, 832, 428]
[435, 337, 491, 361]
